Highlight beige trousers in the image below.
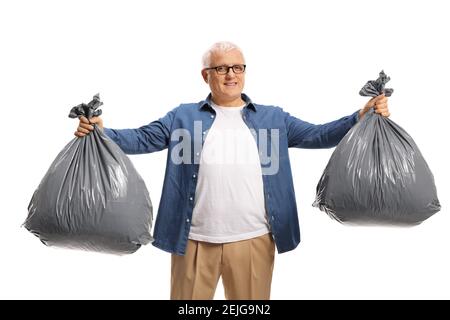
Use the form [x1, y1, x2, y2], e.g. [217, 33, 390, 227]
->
[170, 233, 275, 300]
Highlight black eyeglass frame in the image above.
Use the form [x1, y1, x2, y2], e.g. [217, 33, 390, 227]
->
[204, 64, 247, 74]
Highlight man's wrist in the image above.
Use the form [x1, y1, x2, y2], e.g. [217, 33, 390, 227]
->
[358, 109, 364, 121]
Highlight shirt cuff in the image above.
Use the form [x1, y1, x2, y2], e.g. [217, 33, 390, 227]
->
[353, 110, 361, 123]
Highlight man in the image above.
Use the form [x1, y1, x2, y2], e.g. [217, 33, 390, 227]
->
[75, 41, 389, 299]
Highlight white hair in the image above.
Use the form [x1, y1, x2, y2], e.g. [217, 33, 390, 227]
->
[201, 41, 245, 68]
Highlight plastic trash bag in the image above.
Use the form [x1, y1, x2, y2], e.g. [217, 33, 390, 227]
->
[24, 94, 153, 254]
[313, 71, 440, 225]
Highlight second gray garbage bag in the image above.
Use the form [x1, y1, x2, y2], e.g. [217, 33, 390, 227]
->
[313, 71, 440, 225]
[24, 94, 153, 254]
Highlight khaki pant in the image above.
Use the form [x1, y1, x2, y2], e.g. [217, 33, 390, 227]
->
[171, 233, 275, 300]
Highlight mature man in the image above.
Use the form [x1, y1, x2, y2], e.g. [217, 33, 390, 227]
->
[75, 41, 389, 300]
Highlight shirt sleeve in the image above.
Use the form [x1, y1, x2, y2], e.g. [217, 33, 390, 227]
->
[285, 110, 360, 149]
[103, 107, 177, 154]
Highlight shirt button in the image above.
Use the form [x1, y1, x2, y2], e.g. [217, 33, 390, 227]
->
[196, 152, 200, 156]
[189, 197, 193, 201]
[210, 115, 215, 118]
[192, 174, 196, 178]
[202, 131, 206, 135]
[186, 218, 190, 223]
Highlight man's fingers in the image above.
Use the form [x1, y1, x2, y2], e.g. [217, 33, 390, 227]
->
[79, 122, 94, 131]
[372, 94, 386, 104]
[75, 131, 86, 137]
[90, 117, 101, 124]
[365, 94, 390, 118]
[366, 94, 384, 108]
[80, 116, 101, 125]
[375, 96, 388, 104]
[77, 116, 99, 137]
[79, 116, 89, 124]
[375, 102, 388, 109]
[375, 106, 390, 117]
[375, 95, 388, 110]
[375, 105, 388, 112]
[77, 126, 90, 134]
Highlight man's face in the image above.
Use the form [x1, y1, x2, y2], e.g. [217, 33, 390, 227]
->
[202, 49, 245, 105]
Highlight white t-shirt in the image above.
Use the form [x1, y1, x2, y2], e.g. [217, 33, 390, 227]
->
[188, 102, 270, 243]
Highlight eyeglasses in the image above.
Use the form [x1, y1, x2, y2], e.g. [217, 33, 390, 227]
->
[204, 64, 246, 75]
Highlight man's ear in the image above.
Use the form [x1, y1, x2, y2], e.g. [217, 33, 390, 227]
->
[201, 69, 209, 84]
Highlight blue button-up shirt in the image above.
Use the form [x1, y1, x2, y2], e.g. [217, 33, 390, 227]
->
[104, 94, 359, 255]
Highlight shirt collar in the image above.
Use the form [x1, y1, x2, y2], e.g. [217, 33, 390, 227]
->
[199, 93, 256, 112]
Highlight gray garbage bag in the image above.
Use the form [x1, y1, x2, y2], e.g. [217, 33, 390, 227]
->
[24, 94, 153, 254]
[313, 71, 440, 225]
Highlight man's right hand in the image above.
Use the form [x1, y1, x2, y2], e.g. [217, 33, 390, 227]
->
[74, 116, 104, 137]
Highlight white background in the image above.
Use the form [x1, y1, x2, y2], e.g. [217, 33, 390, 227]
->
[1, 0, 449, 299]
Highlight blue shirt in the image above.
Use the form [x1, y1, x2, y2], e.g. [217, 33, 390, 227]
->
[104, 94, 359, 255]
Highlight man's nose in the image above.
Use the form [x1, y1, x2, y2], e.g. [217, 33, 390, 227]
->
[225, 68, 236, 78]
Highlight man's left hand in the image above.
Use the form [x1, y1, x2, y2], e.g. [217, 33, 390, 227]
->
[359, 94, 390, 120]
